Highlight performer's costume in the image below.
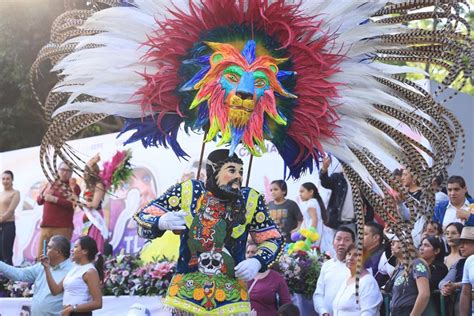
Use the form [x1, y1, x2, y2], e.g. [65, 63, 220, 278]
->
[32, 0, 472, 311]
[135, 150, 282, 314]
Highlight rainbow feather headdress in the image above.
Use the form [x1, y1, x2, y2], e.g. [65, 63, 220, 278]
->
[32, 0, 471, 253]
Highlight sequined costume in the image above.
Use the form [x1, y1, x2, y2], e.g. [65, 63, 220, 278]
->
[135, 179, 282, 314]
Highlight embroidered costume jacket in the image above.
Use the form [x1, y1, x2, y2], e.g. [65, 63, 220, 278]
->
[134, 179, 283, 314]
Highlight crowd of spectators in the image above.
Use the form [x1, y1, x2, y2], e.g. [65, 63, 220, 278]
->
[0, 162, 473, 316]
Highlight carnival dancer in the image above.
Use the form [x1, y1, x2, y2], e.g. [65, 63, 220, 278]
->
[134, 149, 283, 315]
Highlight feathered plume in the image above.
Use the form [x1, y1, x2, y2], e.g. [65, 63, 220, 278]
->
[99, 149, 133, 192]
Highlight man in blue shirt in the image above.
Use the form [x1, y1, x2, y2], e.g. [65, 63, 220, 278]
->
[0, 235, 72, 315]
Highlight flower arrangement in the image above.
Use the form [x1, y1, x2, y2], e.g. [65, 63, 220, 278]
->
[0, 273, 33, 298]
[0, 255, 176, 298]
[279, 227, 323, 298]
[102, 253, 176, 297]
[278, 249, 322, 298]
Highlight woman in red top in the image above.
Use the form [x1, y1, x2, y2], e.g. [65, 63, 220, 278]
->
[246, 242, 292, 315]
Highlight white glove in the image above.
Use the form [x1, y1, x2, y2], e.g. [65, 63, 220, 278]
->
[234, 258, 262, 281]
[157, 210, 187, 231]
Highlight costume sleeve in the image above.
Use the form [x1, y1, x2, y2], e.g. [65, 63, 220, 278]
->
[248, 194, 283, 272]
[133, 183, 183, 239]
[360, 276, 383, 316]
[0, 261, 39, 283]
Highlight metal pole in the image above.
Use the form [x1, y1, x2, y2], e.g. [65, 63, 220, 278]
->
[245, 154, 254, 187]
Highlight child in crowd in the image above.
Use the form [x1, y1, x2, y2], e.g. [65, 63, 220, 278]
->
[299, 182, 328, 249]
[268, 180, 303, 243]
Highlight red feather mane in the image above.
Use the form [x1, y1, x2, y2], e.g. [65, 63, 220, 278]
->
[137, 0, 342, 164]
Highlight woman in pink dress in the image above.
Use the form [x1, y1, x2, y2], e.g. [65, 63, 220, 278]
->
[82, 154, 107, 254]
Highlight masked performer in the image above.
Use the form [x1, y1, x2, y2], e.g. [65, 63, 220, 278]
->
[134, 149, 282, 314]
[32, 0, 471, 312]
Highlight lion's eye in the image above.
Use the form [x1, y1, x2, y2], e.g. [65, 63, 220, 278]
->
[225, 73, 240, 83]
[254, 79, 266, 88]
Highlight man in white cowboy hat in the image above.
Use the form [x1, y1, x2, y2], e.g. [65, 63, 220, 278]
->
[459, 226, 474, 315]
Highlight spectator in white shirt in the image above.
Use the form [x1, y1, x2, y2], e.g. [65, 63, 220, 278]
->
[459, 226, 474, 315]
[313, 226, 354, 316]
[333, 244, 382, 315]
[41, 235, 103, 316]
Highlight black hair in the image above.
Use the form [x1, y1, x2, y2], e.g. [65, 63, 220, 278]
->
[78, 236, 104, 281]
[447, 175, 471, 198]
[448, 175, 466, 188]
[277, 303, 300, 316]
[21, 305, 31, 314]
[2, 170, 14, 181]
[421, 235, 446, 263]
[392, 168, 403, 177]
[301, 182, 328, 224]
[334, 226, 356, 242]
[50, 235, 70, 259]
[365, 221, 384, 245]
[446, 222, 464, 235]
[424, 221, 443, 236]
[432, 175, 443, 187]
[271, 179, 288, 197]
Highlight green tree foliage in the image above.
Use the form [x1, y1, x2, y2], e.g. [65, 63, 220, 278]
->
[0, 0, 122, 152]
[0, 0, 65, 151]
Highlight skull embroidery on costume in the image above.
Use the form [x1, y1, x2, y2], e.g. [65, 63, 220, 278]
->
[198, 251, 224, 275]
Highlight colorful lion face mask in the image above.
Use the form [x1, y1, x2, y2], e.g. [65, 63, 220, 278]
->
[184, 40, 295, 155]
